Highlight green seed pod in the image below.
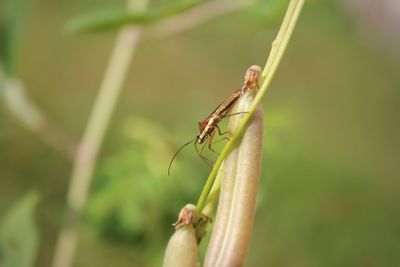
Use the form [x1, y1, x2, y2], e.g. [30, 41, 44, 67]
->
[204, 92, 263, 267]
[163, 224, 199, 267]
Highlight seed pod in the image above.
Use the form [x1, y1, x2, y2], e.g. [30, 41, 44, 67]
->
[204, 92, 263, 267]
[163, 225, 199, 267]
[163, 204, 199, 267]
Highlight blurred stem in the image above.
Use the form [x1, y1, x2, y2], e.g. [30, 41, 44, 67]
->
[196, 0, 305, 212]
[51, 1, 147, 267]
[144, 0, 250, 40]
[0, 68, 77, 158]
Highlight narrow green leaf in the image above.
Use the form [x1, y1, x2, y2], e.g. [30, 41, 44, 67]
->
[66, 0, 203, 33]
[65, 9, 152, 33]
[0, 192, 40, 267]
[247, 0, 289, 25]
[0, 0, 33, 76]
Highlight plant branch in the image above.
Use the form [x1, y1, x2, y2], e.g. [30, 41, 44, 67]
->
[144, 0, 250, 40]
[196, 0, 305, 212]
[51, 1, 147, 267]
[0, 71, 77, 158]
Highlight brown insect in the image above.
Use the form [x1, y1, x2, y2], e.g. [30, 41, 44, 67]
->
[168, 65, 262, 175]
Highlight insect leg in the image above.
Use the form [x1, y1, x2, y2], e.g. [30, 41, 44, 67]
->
[207, 131, 232, 155]
[222, 111, 248, 119]
[209, 136, 230, 155]
[212, 137, 230, 145]
[215, 125, 227, 136]
[217, 111, 249, 135]
[207, 132, 221, 155]
[195, 140, 214, 166]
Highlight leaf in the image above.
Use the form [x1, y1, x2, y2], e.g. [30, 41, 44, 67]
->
[65, 8, 150, 33]
[0, 192, 40, 267]
[247, 0, 289, 25]
[0, 0, 33, 76]
[66, 0, 203, 33]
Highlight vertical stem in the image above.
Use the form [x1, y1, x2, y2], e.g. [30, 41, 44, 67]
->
[196, 0, 305, 212]
[51, 1, 147, 267]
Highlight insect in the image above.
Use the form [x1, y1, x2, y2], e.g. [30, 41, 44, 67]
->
[168, 65, 262, 176]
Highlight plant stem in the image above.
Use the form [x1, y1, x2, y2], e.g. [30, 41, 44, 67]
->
[0, 69, 77, 158]
[196, 0, 305, 212]
[144, 0, 250, 40]
[51, 1, 147, 267]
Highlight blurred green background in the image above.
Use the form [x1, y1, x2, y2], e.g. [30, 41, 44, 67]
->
[1, 0, 399, 266]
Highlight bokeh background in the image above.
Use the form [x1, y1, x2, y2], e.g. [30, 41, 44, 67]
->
[1, 0, 399, 266]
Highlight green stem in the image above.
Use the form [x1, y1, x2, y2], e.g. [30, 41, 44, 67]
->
[202, 166, 222, 217]
[196, 0, 305, 212]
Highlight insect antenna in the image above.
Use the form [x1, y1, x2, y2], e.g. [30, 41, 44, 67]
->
[168, 138, 196, 176]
